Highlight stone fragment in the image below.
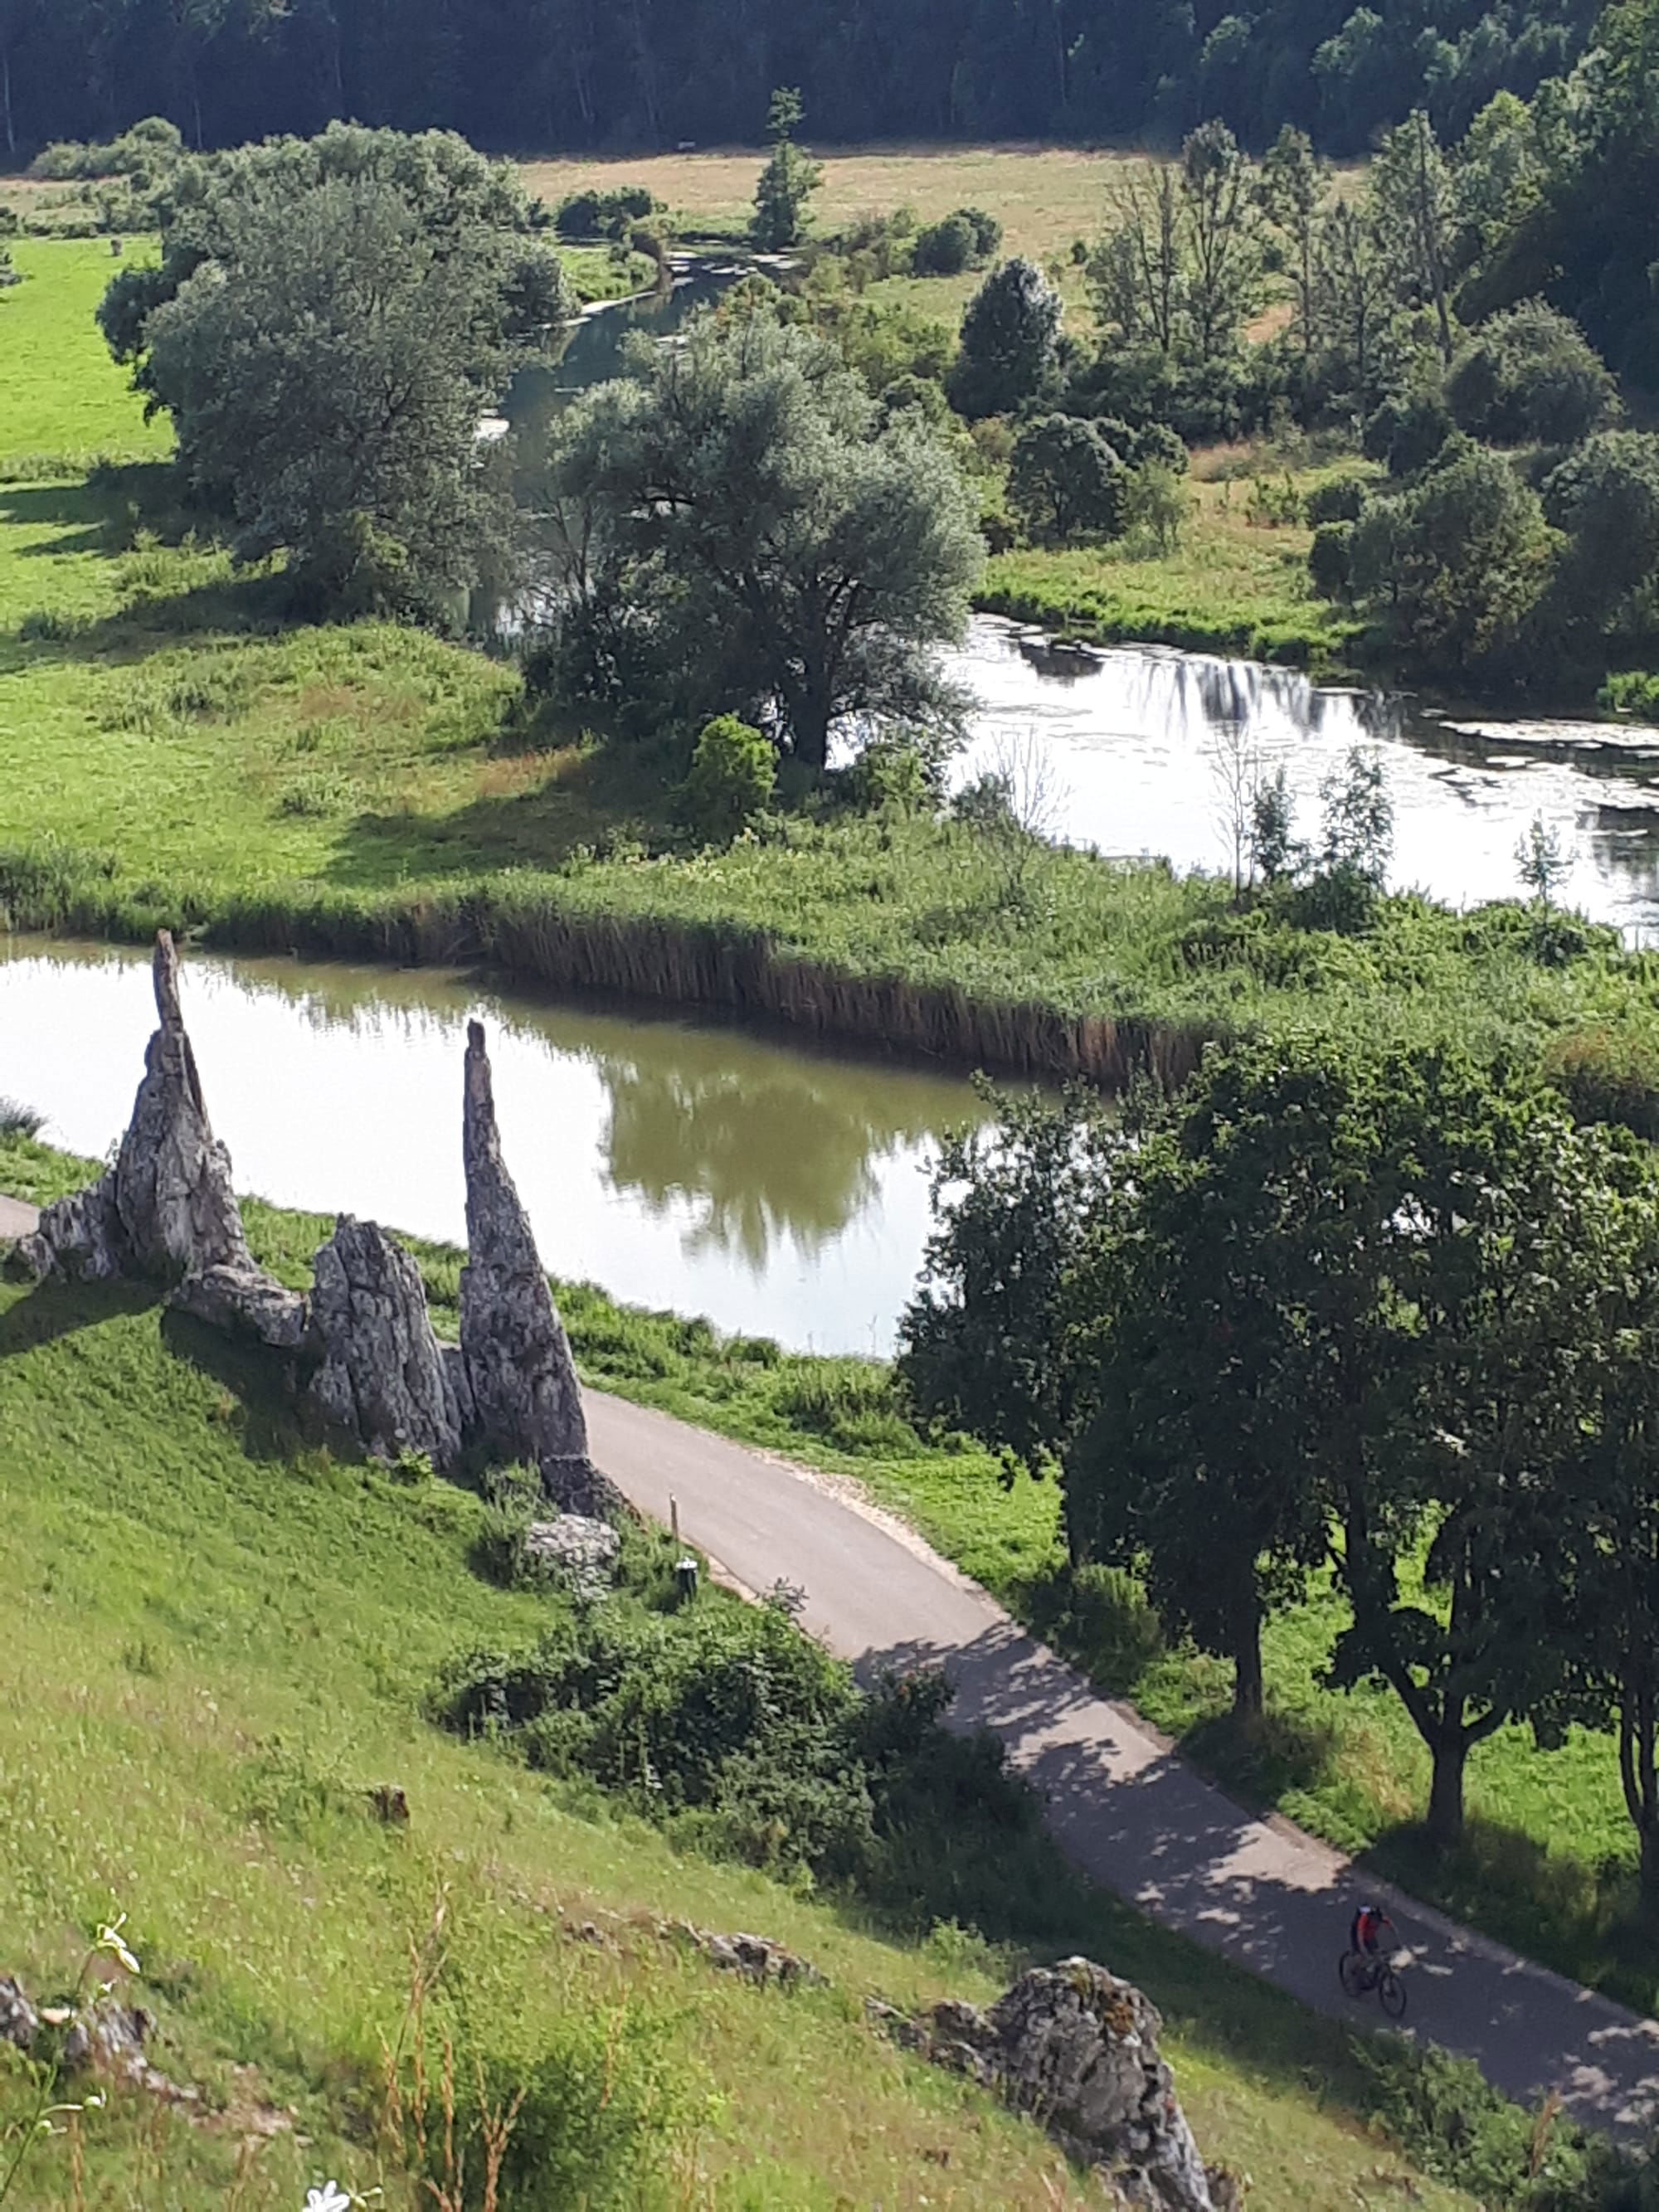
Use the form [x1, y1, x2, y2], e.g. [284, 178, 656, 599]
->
[660, 1922, 825, 1989]
[459, 1020, 618, 1515]
[172, 1262, 309, 1350]
[304, 1216, 464, 1469]
[523, 1514, 621, 1602]
[872, 1957, 1234, 2212]
[14, 1179, 124, 1284]
[0, 1974, 38, 2050]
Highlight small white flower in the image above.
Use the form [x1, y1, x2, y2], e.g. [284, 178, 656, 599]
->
[95, 1913, 140, 1976]
[303, 2184, 351, 2212]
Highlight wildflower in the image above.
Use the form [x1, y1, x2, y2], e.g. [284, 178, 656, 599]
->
[94, 1915, 140, 1976]
[303, 2185, 351, 2212]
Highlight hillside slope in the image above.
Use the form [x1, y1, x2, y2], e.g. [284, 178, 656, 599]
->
[0, 1139, 1477, 2210]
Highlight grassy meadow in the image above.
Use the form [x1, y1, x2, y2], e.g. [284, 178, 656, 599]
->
[10, 1115, 1659, 2031]
[982, 452, 1367, 666]
[0, 1131, 1486, 2212]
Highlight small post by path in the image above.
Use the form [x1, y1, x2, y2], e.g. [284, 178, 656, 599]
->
[670, 1495, 680, 1544]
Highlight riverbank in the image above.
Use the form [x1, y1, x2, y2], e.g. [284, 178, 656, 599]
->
[9, 1121, 1659, 2022]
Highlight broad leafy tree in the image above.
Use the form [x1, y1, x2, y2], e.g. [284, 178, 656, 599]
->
[534, 309, 982, 771]
[139, 172, 527, 618]
[1007, 415, 1128, 545]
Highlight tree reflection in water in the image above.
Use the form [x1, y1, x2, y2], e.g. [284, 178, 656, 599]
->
[597, 1042, 973, 1270]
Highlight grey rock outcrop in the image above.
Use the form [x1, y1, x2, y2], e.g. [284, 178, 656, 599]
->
[173, 1261, 308, 1351]
[460, 1021, 617, 1515]
[523, 1513, 621, 1602]
[18, 934, 304, 1349]
[304, 1215, 465, 1469]
[21, 933, 246, 1286]
[870, 1958, 1237, 2212]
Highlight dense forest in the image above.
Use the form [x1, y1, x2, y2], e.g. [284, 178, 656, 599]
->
[0, 0, 1603, 164]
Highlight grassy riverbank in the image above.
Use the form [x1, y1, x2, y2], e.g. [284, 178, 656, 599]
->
[3, 248, 1658, 1092]
[0, 1132, 1485, 2212]
[8, 1126, 1659, 2029]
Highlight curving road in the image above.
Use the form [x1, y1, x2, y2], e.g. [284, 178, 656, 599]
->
[586, 1389, 1659, 2138]
[6, 1189, 1657, 2135]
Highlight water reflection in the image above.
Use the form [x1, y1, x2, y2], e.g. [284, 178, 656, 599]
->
[0, 938, 985, 1353]
[951, 618, 1659, 934]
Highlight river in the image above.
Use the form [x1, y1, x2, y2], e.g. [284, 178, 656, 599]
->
[0, 936, 984, 1356]
[12, 285, 1659, 1354]
[951, 621, 1659, 936]
[528, 269, 1659, 936]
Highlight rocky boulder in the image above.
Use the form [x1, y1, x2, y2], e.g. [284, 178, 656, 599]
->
[304, 1216, 465, 1470]
[459, 1021, 619, 1516]
[872, 1958, 1237, 2212]
[523, 1513, 621, 1602]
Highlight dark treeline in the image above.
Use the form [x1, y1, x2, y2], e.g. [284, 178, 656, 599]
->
[0, 0, 1601, 166]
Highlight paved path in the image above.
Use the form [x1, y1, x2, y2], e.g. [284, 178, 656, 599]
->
[586, 1392, 1659, 2137]
[0, 1195, 36, 1241]
[6, 1192, 1657, 2132]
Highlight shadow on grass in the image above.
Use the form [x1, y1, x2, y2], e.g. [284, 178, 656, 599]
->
[0, 1274, 159, 1359]
[321, 746, 680, 885]
[0, 477, 110, 554]
[158, 1305, 311, 1463]
[1364, 1811, 1659, 2017]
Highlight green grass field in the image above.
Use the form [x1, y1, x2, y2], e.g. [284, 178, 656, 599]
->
[0, 236, 174, 469]
[982, 459, 1367, 668]
[0, 1131, 1482, 2211]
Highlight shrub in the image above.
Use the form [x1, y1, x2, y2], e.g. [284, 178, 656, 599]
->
[1009, 414, 1128, 545]
[1306, 472, 1368, 525]
[1308, 518, 1355, 601]
[554, 184, 661, 240]
[1128, 421, 1189, 474]
[0, 1096, 45, 1139]
[677, 715, 776, 843]
[912, 211, 977, 277]
[1365, 386, 1455, 477]
[435, 1602, 879, 1879]
[1447, 299, 1618, 450]
[912, 206, 1001, 276]
[836, 727, 952, 814]
[1602, 670, 1659, 720]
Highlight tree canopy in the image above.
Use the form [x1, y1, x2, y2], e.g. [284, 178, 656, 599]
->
[528, 308, 983, 770]
[0, 0, 1600, 166]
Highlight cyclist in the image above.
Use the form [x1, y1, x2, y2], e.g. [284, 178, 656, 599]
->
[1350, 1902, 1394, 1962]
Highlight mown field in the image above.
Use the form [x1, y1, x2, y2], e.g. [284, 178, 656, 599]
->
[0, 1132, 1481, 2212]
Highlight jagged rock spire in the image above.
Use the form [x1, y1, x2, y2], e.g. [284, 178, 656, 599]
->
[460, 1019, 615, 1514]
[303, 1215, 465, 1469]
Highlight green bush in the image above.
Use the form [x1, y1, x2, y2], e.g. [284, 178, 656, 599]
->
[911, 207, 1002, 276]
[772, 1359, 921, 1454]
[1352, 2035, 1640, 2209]
[678, 714, 777, 843]
[554, 184, 661, 240]
[1601, 670, 1659, 720]
[912, 211, 977, 275]
[1306, 473, 1368, 525]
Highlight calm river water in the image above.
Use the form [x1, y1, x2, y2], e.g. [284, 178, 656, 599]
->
[0, 938, 985, 1356]
[951, 620, 1659, 936]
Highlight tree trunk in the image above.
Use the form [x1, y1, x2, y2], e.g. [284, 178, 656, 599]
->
[1426, 1723, 1469, 1850]
[1231, 1582, 1264, 1724]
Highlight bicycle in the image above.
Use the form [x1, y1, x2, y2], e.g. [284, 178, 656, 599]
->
[1339, 1946, 1407, 2020]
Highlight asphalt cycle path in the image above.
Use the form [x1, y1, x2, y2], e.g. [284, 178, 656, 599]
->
[586, 1389, 1659, 2139]
[5, 1189, 1656, 2136]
